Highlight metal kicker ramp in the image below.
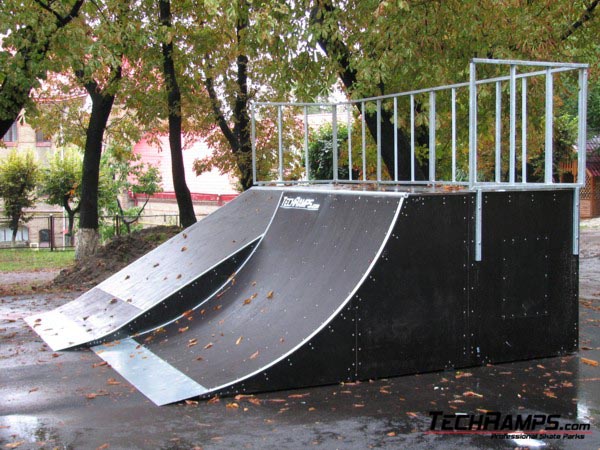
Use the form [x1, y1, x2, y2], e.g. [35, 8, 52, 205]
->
[25, 189, 281, 351]
[94, 191, 403, 405]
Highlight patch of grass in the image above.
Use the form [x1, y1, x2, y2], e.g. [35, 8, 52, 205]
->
[0, 249, 75, 272]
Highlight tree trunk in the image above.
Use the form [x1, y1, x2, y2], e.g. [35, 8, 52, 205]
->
[75, 228, 99, 260]
[75, 68, 121, 260]
[159, 0, 197, 227]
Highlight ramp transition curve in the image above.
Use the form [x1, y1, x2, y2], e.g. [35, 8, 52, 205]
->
[94, 191, 403, 405]
[25, 189, 281, 351]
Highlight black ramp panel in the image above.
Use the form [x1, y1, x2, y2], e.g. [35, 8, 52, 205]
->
[26, 189, 281, 351]
[94, 191, 402, 405]
[474, 190, 578, 363]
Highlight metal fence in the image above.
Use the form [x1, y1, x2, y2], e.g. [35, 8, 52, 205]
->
[250, 59, 589, 260]
[0, 213, 183, 251]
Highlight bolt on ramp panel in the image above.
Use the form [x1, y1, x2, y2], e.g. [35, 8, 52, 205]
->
[25, 189, 282, 351]
[93, 191, 404, 405]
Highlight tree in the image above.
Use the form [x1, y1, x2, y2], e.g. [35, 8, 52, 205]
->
[308, 0, 600, 180]
[0, 0, 84, 137]
[101, 145, 162, 234]
[39, 147, 82, 240]
[0, 150, 39, 244]
[158, 0, 196, 227]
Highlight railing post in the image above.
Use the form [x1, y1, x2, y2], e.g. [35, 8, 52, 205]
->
[429, 91, 436, 183]
[509, 65, 516, 184]
[410, 94, 415, 182]
[394, 96, 398, 182]
[578, 68, 588, 186]
[304, 106, 309, 181]
[332, 104, 338, 182]
[347, 105, 352, 181]
[544, 67, 554, 184]
[376, 99, 382, 182]
[469, 61, 477, 188]
[251, 103, 257, 185]
[451, 88, 457, 183]
[361, 102, 366, 181]
[495, 81, 502, 183]
[522, 78, 528, 183]
[277, 105, 283, 182]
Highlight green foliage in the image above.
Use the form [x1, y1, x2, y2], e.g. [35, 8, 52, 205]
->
[308, 123, 350, 180]
[99, 145, 163, 235]
[0, 150, 39, 242]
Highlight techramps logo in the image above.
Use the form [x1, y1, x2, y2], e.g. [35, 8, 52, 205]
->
[280, 196, 320, 211]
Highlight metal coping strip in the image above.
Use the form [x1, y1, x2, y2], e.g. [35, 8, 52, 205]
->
[93, 338, 208, 406]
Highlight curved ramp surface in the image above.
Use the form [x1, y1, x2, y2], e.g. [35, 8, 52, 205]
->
[94, 191, 403, 405]
[26, 189, 281, 351]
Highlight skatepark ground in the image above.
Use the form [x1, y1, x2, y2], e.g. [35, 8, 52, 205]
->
[1, 226, 599, 449]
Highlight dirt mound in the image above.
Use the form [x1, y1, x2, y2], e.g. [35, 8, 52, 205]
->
[54, 226, 180, 290]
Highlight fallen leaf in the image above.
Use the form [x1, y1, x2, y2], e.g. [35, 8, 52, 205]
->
[196, 356, 204, 361]
[214, 305, 222, 311]
[308, 407, 316, 411]
[406, 412, 418, 418]
[226, 402, 239, 409]
[387, 432, 396, 437]
[52, 353, 60, 358]
[85, 392, 109, 399]
[183, 233, 188, 239]
[5, 442, 25, 449]
[107, 378, 121, 385]
[544, 390, 557, 399]
[208, 396, 220, 404]
[455, 372, 472, 379]
[288, 393, 309, 399]
[247, 397, 261, 406]
[185, 399, 198, 406]
[125, 275, 130, 280]
[96, 444, 110, 450]
[92, 361, 108, 368]
[266, 290, 274, 299]
[249, 350, 259, 359]
[179, 326, 189, 333]
[353, 403, 365, 408]
[28, 387, 39, 393]
[176, 274, 182, 279]
[153, 263, 159, 268]
[243, 298, 252, 305]
[204, 342, 213, 349]
[463, 391, 483, 398]
[181, 246, 187, 252]
[188, 339, 198, 347]
[109, 298, 118, 304]
[182, 310, 193, 317]
[582, 357, 599, 366]
[236, 336, 243, 345]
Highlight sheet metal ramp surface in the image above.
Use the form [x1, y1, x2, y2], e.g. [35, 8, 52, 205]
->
[94, 191, 403, 405]
[25, 189, 281, 351]
[93, 188, 578, 405]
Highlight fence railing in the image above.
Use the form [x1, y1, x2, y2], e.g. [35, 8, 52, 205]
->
[251, 58, 588, 189]
[0, 213, 184, 251]
[250, 59, 589, 261]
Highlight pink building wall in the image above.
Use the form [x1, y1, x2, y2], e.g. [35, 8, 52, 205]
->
[133, 136, 239, 205]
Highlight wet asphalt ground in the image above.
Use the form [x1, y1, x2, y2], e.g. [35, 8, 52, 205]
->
[1, 230, 599, 449]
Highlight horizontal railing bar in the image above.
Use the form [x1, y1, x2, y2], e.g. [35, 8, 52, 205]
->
[472, 58, 588, 69]
[252, 68, 577, 109]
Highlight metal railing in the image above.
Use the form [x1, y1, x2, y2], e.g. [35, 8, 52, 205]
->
[250, 59, 590, 260]
[251, 58, 588, 188]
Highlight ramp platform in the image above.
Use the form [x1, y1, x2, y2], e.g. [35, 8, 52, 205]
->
[25, 189, 281, 351]
[93, 188, 577, 405]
